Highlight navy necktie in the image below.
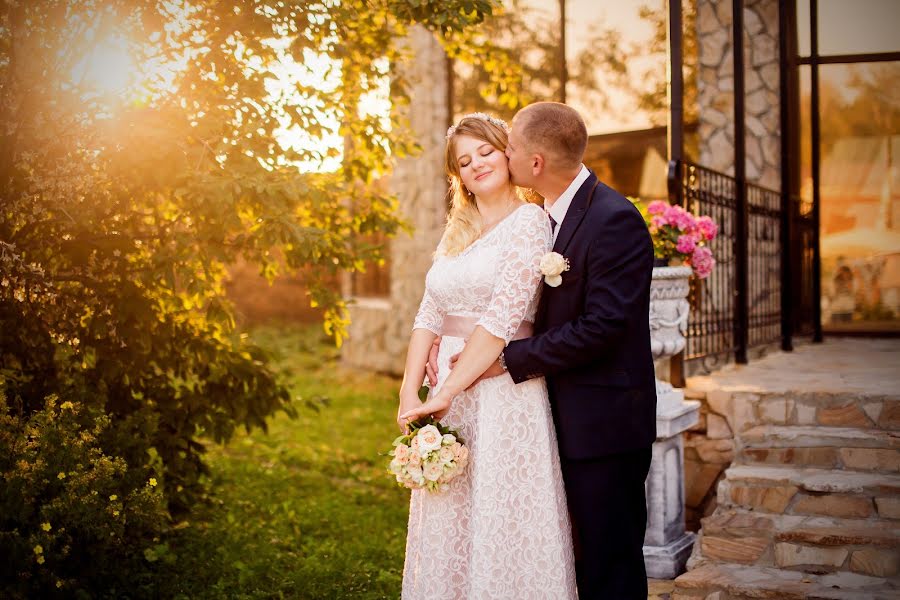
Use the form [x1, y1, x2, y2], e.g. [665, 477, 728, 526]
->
[549, 214, 557, 235]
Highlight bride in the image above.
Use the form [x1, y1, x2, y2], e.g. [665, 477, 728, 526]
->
[395, 113, 577, 599]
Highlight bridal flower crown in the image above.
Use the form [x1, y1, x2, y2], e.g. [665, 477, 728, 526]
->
[446, 112, 509, 139]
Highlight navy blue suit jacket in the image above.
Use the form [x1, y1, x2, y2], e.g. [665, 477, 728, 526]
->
[504, 172, 657, 459]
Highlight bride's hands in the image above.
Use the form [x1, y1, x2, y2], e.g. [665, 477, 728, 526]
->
[397, 390, 422, 433]
[398, 392, 452, 425]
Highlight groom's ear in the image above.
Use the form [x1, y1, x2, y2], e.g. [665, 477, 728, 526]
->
[531, 154, 545, 177]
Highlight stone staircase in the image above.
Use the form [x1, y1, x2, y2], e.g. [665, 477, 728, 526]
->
[674, 388, 900, 599]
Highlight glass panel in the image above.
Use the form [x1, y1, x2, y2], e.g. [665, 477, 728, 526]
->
[797, 0, 811, 57]
[819, 62, 900, 332]
[565, 0, 663, 135]
[794, 65, 817, 336]
[567, 0, 670, 200]
[818, 0, 900, 56]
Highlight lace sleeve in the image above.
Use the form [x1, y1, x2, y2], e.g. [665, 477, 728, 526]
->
[412, 282, 444, 335]
[477, 205, 551, 343]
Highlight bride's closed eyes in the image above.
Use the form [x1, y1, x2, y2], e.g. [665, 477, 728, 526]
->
[458, 145, 496, 168]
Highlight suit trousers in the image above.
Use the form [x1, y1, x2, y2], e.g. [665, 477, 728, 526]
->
[561, 447, 652, 600]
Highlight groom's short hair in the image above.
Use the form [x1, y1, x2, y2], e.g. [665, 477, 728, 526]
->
[515, 102, 587, 170]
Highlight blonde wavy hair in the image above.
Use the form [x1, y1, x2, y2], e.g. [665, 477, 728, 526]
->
[438, 115, 518, 257]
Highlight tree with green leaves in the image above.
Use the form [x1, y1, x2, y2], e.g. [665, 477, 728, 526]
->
[1, 0, 517, 593]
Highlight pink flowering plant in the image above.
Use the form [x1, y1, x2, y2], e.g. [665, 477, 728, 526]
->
[388, 417, 468, 493]
[639, 200, 718, 279]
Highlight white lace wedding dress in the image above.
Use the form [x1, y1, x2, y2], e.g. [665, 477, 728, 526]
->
[402, 203, 577, 599]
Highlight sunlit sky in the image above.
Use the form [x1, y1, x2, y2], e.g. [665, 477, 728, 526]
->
[70, 35, 134, 96]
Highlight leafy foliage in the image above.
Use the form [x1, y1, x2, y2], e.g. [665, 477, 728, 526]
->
[449, 2, 564, 118]
[0, 0, 505, 493]
[0, 391, 168, 597]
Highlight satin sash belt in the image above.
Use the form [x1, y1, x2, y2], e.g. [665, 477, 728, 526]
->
[440, 314, 533, 341]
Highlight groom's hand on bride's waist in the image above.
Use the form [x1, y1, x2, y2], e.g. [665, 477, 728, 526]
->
[446, 351, 505, 387]
[456, 353, 505, 384]
[425, 337, 441, 387]
[427, 338, 505, 389]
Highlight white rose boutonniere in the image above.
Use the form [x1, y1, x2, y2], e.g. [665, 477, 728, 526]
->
[539, 252, 570, 287]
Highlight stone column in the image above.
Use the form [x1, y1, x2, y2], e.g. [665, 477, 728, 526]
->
[696, 0, 781, 190]
[341, 26, 450, 374]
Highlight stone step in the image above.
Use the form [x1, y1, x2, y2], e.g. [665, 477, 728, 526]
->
[718, 465, 900, 520]
[739, 426, 900, 473]
[697, 388, 900, 435]
[673, 563, 900, 600]
[695, 509, 900, 576]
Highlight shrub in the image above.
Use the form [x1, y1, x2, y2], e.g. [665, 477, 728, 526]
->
[0, 390, 168, 598]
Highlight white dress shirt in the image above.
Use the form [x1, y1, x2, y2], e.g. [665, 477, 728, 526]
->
[545, 164, 590, 245]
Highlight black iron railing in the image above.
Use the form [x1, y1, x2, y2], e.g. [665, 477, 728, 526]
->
[669, 160, 785, 369]
[678, 162, 738, 367]
[747, 183, 782, 348]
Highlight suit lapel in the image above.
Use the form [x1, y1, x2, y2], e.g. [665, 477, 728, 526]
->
[552, 171, 599, 255]
[535, 172, 600, 329]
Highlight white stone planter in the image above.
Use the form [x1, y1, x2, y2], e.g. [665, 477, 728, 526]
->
[649, 265, 694, 420]
[643, 265, 701, 579]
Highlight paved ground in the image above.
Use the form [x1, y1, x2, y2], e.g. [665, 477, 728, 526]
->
[687, 337, 900, 395]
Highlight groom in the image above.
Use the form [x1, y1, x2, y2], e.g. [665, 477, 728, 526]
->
[432, 102, 656, 598]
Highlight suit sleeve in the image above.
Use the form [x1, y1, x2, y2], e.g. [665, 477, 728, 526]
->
[504, 207, 653, 383]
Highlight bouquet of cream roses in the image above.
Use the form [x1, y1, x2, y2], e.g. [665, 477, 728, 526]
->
[388, 418, 468, 493]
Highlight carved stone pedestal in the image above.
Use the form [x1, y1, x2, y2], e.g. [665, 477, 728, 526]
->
[643, 265, 700, 578]
[643, 402, 700, 578]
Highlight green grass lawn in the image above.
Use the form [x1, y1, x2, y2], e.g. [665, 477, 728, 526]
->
[156, 325, 409, 599]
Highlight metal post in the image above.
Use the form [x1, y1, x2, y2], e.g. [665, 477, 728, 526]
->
[733, 0, 749, 363]
[810, 0, 823, 343]
[667, 0, 686, 386]
[559, 0, 567, 103]
[778, 0, 796, 351]
[668, 0, 684, 163]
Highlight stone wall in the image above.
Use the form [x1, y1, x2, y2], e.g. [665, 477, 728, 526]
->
[341, 26, 450, 375]
[697, 0, 781, 191]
